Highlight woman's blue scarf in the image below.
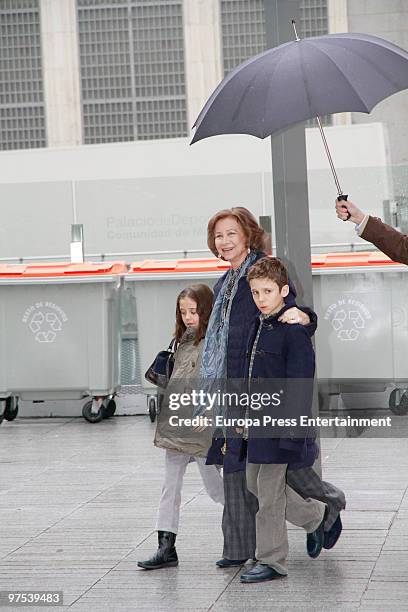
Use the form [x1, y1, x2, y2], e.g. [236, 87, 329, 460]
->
[201, 250, 258, 380]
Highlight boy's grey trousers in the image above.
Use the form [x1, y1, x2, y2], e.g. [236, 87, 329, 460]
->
[246, 463, 325, 575]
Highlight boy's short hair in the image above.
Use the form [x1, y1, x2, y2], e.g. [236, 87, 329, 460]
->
[247, 257, 288, 290]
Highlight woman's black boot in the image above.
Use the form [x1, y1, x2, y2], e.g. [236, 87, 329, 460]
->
[137, 531, 178, 570]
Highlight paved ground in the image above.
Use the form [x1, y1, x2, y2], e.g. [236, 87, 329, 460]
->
[0, 415, 407, 611]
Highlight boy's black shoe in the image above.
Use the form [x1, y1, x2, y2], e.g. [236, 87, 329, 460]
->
[307, 505, 328, 559]
[137, 531, 178, 570]
[240, 563, 286, 583]
[323, 514, 343, 549]
[216, 557, 247, 567]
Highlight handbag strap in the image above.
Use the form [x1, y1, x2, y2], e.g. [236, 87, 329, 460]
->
[168, 338, 177, 352]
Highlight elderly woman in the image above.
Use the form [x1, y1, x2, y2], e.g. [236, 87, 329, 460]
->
[201, 207, 345, 566]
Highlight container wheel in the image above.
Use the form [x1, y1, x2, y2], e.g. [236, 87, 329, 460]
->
[4, 397, 19, 421]
[389, 389, 408, 416]
[148, 397, 157, 423]
[82, 399, 104, 423]
[103, 398, 117, 419]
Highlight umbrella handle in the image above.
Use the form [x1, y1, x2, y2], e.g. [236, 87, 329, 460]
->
[337, 194, 350, 221]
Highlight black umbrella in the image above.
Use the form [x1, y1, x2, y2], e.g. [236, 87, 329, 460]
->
[191, 24, 408, 200]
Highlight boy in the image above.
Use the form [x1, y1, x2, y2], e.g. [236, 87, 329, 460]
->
[240, 257, 327, 584]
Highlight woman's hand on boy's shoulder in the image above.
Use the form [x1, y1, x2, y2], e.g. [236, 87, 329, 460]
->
[279, 307, 310, 326]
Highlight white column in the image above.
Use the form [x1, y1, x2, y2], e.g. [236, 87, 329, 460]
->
[183, 0, 223, 133]
[327, 0, 351, 126]
[328, 0, 348, 33]
[40, 0, 82, 147]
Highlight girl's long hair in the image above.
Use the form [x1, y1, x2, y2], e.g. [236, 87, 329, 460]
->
[175, 284, 213, 345]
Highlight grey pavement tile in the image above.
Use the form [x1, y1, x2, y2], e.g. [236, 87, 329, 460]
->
[0, 529, 46, 542]
[388, 517, 408, 535]
[0, 561, 117, 570]
[70, 608, 181, 612]
[382, 535, 408, 550]
[0, 506, 80, 530]
[0, 538, 31, 559]
[320, 467, 408, 490]
[2, 483, 109, 493]
[358, 607, 408, 612]
[0, 577, 107, 595]
[212, 604, 359, 612]
[332, 512, 394, 531]
[98, 569, 234, 589]
[361, 580, 408, 601]
[0, 491, 102, 507]
[0, 608, 70, 612]
[70, 602, 208, 612]
[2, 546, 133, 563]
[285, 559, 375, 580]
[370, 551, 408, 580]
[71, 589, 219, 608]
[340, 489, 405, 512]
[400, 491, 408, 509]
[25, 471, 130, 488]
[323, 453, 408, 468]
[215, 577, 368, 603]
[24, 534, 143, 549]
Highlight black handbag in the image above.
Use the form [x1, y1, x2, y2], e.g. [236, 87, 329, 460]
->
[144, 338, 176, 388]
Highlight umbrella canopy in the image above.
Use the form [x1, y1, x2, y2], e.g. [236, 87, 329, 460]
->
[191, 32, 408, 145]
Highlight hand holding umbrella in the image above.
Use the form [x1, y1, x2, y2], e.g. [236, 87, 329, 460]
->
[335, 199, 366, 224]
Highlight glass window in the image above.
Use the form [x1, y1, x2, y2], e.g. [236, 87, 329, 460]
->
[77, 0, 188, 143]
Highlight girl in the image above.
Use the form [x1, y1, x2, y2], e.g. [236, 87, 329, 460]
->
[138, 284, 224, 570]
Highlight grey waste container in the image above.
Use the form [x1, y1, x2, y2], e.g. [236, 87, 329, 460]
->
[312, 252, 408, 414]
[0, 261, 126, 423]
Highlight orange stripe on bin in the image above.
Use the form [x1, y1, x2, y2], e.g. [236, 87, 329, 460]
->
[130, 259, 231, 273]
[0, 262, 127, 277]
[310, 252, 398, 267]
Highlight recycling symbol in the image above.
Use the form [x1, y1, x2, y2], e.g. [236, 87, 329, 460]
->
[331, 309, 365, 341]
[29, 311, 63, 343]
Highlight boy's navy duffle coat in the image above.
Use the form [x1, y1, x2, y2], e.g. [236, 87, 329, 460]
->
[245, 304, 319, 469]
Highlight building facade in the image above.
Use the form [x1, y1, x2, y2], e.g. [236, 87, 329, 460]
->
[0, 0, 407, 164]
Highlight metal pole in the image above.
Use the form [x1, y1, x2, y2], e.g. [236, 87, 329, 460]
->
[264, 0, 314, 307]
